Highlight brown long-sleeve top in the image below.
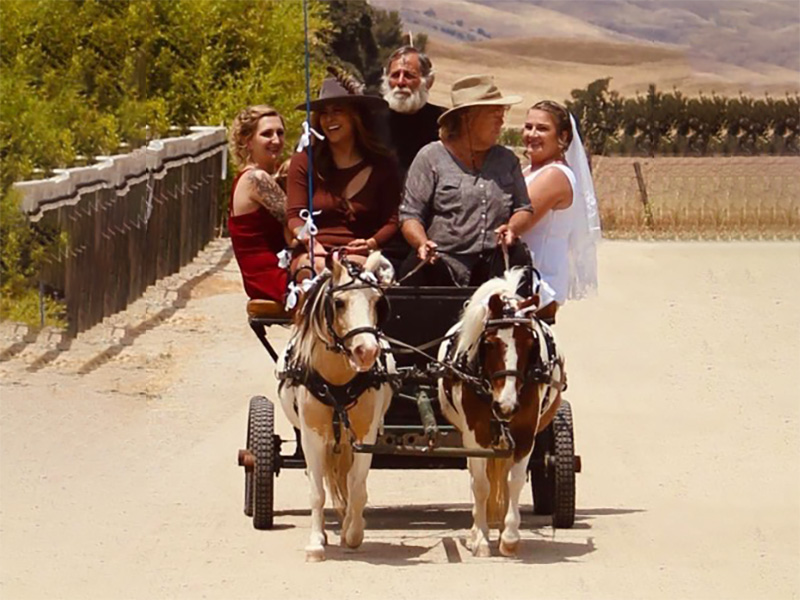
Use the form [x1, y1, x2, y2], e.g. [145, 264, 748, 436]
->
[286, 151, 401, 249]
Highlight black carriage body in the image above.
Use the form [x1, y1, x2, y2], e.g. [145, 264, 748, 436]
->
[375, 286, 475, 469]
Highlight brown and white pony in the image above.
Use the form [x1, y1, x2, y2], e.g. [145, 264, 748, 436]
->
[278, 252, 395, 562]
[438, 269, 566, 557]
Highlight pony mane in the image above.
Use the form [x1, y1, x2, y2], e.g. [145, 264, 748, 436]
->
[293, 271, 334, 365]
[454, 269, 526, 362]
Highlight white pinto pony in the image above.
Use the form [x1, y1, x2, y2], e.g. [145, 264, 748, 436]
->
[278, 252, 395, 562]
[438, 269, 566, 557]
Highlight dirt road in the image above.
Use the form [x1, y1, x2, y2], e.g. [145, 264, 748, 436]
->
[1, 241, 798, 600]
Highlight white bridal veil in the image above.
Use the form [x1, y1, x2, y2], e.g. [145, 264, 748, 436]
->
[564, 114, 602, 299]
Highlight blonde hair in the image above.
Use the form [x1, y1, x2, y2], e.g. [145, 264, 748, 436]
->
[229, 105, 285, 169]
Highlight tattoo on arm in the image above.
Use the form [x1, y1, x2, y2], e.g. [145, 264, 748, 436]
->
[248, 171, 287, 223]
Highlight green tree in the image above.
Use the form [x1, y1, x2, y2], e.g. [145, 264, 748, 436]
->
[1, 0, 331, 327]
[324, 0, 404, 89]
[566, 78, 623, 155]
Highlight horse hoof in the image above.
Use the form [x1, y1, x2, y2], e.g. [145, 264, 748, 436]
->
[499, 539, 519, 557]
[305, 547, 326, 563]
[474, 543, 492, 558]
[344, 529, 364, 549]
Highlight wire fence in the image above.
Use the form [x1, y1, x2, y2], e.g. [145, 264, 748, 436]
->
[591, 156, 800, 240]
[13, 128, 227, 336]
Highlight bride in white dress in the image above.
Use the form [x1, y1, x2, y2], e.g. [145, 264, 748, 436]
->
[518, 100, 601, 321]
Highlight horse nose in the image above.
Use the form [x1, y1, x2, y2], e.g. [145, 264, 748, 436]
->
[492, 400, 519, 421]
[352, 342, 378, 369]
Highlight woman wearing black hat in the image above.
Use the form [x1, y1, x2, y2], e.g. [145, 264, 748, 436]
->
[286, 69, 401, 275]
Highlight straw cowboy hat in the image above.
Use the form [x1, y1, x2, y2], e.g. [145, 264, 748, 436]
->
[296, 67, 387, 112]
[437, 74, 521, 124]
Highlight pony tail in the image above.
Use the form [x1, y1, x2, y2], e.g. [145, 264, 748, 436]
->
[486, 458, 511, 528]
[327, 65, 365, 96]
[324, 436, 353, 518]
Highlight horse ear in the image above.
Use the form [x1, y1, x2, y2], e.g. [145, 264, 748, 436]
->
[331, 256, 345, 282]
[365, 251, 395, 286]
[488, 293, 504, 317]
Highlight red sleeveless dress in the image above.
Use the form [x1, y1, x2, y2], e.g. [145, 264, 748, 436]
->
[228, 168, 288, 302]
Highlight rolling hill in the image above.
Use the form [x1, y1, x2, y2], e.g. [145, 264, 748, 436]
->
[369, 0, 799, 114]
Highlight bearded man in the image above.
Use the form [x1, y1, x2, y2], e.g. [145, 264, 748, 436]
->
[380, 46, 446, 179]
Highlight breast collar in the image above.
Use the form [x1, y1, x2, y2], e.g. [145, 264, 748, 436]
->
[279, 343, 396, 446]
[279, 354, 392, 412]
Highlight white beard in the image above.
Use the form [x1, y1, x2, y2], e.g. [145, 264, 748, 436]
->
[381, 77, 430, 114]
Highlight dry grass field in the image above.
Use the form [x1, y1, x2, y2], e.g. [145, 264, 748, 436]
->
[591, 156, 800, 240]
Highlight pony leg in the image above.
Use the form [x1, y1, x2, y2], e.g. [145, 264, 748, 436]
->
[499, 457, 530, 557]
[300, 420, 328, 562]
[341, 391, 386, 549]
[467, 457, 492, 557]
[341, 451, 371, 548]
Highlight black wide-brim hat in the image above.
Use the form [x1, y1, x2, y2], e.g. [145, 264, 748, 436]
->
[295, 77, 387, 112]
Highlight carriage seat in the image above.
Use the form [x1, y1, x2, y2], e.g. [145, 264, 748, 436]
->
[246, 299, 291, 320]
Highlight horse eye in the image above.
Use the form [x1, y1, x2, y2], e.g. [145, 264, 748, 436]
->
[334, 298, 346, 310]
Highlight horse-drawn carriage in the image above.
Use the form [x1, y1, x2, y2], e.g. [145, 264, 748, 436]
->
[237, 253, 581, 559]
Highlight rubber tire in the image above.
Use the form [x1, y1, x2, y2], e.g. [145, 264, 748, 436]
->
[250, 396, 276, 530]
[243, 405, 255, 517]
[552, 399, 576, 528]
[530, 425, 555, 515]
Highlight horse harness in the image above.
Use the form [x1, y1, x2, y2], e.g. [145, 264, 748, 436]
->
[278, 263, 395, 446]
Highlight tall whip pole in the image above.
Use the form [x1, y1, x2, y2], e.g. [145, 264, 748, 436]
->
[303, 0, 316, 270]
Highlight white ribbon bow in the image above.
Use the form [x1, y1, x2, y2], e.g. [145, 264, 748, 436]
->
[295, 120, 325, 153]
[297, 209, 321, 241]
[276, 248, 291, 270]
[284, 276, 318, 311]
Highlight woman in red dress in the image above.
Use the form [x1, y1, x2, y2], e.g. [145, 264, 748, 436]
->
[286, 71, 401, 275]
[227, 105, 290, 302]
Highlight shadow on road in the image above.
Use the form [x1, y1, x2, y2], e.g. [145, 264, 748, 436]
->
[273, 503, 645, 565]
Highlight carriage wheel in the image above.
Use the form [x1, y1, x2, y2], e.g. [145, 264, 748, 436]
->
[552, 399, 576, 528]
[249, 396, 276, 530]
[530, 425, 555, 515]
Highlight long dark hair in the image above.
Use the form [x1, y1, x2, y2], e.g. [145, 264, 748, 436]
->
[310, 103, 393, 182]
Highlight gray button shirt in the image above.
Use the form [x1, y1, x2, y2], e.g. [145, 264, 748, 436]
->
[400, 141, 530, 252]
[399, 141, 531, 283]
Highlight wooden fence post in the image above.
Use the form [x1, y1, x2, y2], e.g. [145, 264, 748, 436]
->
[633, 161, 655, 229]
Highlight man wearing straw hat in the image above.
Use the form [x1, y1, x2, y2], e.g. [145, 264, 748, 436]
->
[398, 75, 534, 287]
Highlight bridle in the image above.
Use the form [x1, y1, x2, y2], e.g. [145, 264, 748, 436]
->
[321, 261, 390, 356]
[458, 299, 556, 422]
